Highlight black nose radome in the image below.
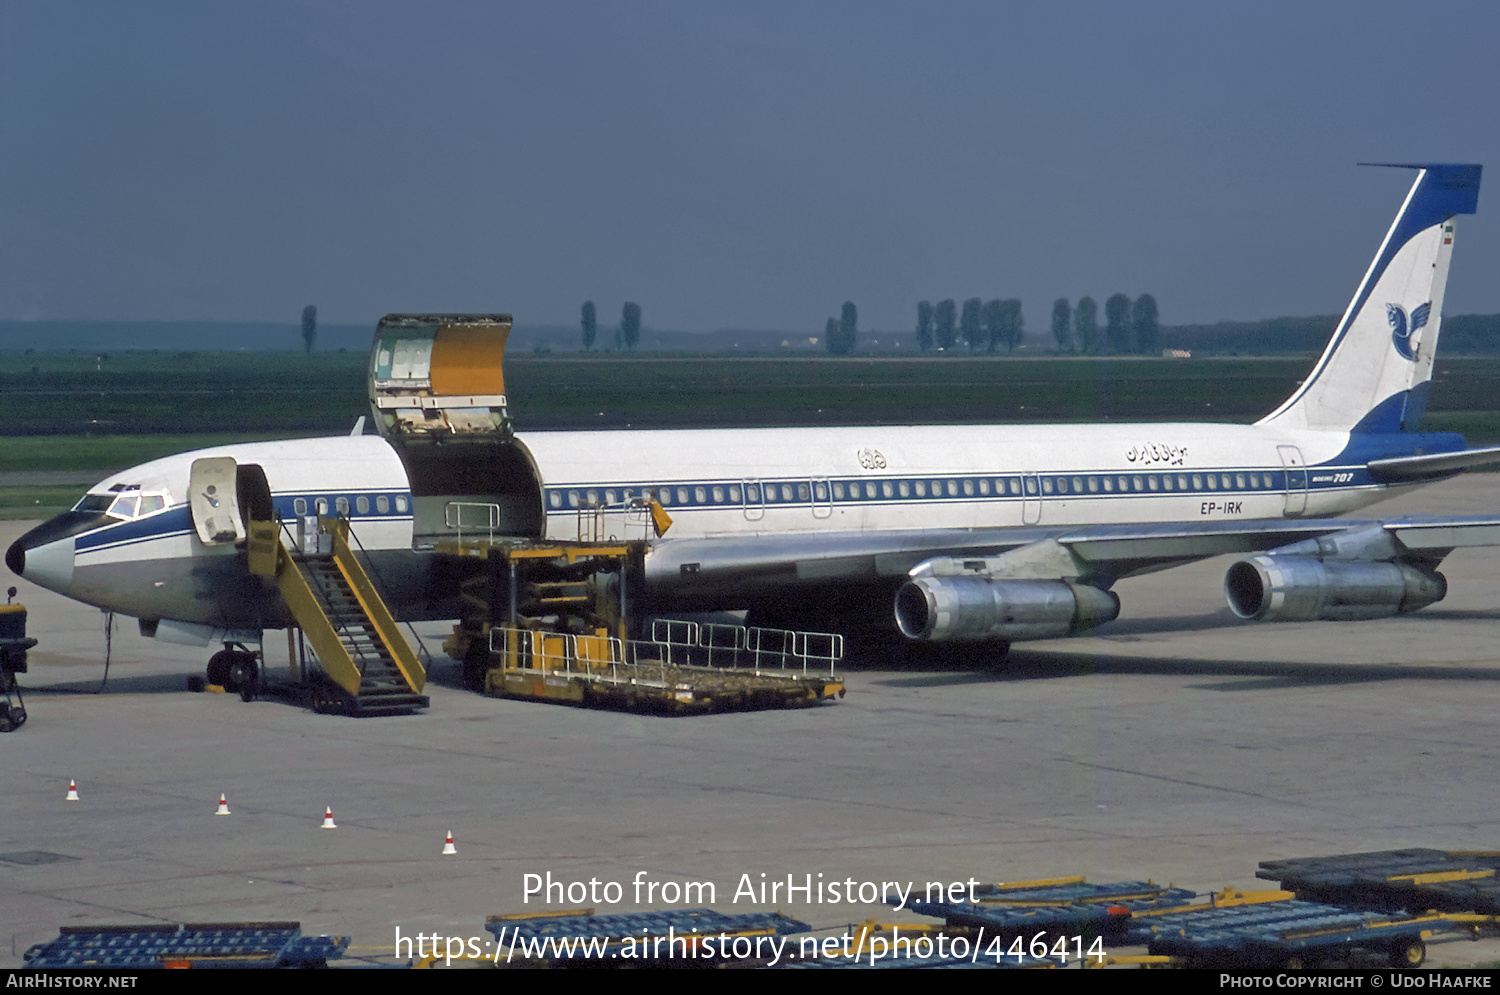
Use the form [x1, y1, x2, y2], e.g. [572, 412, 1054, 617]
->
[5, 539, 22, 578]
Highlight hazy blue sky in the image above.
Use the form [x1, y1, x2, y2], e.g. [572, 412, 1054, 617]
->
[3, 1, 1497, 333]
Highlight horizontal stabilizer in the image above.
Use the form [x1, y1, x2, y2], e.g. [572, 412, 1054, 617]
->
[1366, 445, 1500, 483]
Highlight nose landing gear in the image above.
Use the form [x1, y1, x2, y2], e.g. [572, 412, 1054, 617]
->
[205, 642, 261, 700]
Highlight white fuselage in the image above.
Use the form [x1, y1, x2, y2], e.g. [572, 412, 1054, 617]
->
[9, 417, 1426, 639]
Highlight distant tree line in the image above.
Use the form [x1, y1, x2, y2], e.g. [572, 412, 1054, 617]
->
[825, 301, 858, 355]
[914, 297, 1024, 352]
[580, 300, 643, 351]
[1049, 294, 1159, 355]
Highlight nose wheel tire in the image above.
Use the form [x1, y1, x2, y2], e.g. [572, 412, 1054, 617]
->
[205, 651, 231, 687]
[209, 648, 260, 696]
[227, 653, 259, 700]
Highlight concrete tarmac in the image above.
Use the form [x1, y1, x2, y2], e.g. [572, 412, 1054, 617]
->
[3, 475, 1499, 968]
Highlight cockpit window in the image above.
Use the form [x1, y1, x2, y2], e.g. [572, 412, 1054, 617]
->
[82, 490, 172, 520]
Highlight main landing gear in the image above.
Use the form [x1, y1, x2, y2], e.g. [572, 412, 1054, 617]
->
[206, 642, 261, 701]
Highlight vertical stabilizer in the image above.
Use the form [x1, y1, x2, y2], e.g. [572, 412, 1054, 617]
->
[1259, 164, 1481, 434]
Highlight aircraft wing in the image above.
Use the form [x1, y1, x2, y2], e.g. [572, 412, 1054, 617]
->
[642, 514, 1500, 636]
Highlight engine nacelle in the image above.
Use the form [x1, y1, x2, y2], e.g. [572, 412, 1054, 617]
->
[895, 577, 1120, 642]
[1224, 555, 1446, 622]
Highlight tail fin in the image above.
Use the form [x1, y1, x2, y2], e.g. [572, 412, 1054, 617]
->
[1259, 164, 1481, 435]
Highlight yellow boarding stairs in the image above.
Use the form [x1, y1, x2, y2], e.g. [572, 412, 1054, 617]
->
[248, 517, 428, 716]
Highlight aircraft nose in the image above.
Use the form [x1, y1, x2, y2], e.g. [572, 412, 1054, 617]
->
[6, 525, 77, 594]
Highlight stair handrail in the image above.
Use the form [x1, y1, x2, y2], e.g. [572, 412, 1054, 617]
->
[276, 518, 382, 680]
[338, 516, 436, 669]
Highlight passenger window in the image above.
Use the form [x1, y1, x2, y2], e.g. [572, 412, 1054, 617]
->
[677, 487, 689, 504]
[1236, 474, 1247, 489]
[1055, 478, 1068, 494]
[1188, 476, 1199, 490]
[745, 485, 759, 502]
[712, 486, 724, 503]
[799, 483, 811, 501]
[1072, 477, 1084, 493]
[914, 481, 926, 497]
[784, 484, 797, 501]
[729, 485, 742, 502]
[568, 490, 580, 508]
[694, 487, 707, 503]
[336, 496, 350, 517]
[978, 479, 990, 495]
[356, 496, 370, 514]
[1102, 477, 1113, 492]
[897, 481, 909, 498]
[1009, 479, 1021, 495]
[294, 498, 308, 515]
[1162, 476, 1173, 491]
[377, 496, 390, 513]
[549, 492, 561, 509]
[316, 498, 330, 515]
[1206, 476, 1218, 490]
[1133, 476, 1143, 491]
[946, 480, 958, 497]
[1265, 474, 1276, 488]
[1041, 478, 1054, 494]
[962, 479, 974, 496]
[1147, 476, 1159, 491]
[395, 496, 409, 513]
[586, 489, 599, 506]
[605, 489, 618, 505]
[832, 482, 844, 500]
[814, 482, 827, 501]
[1222, 475, 1233, 489]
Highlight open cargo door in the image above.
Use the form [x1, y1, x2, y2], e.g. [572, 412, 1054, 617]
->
[371, 314, 513, 439]
[369, 315, 543, 544]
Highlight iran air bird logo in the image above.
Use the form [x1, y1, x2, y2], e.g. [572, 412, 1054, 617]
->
[1386, 301, 1430, 361]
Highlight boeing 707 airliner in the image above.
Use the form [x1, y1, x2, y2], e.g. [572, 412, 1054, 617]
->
[9, 164, 1500, 682]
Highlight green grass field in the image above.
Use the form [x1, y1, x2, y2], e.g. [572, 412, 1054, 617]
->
[4, 350, 1499, 520]
[8, 350, 1500, 435]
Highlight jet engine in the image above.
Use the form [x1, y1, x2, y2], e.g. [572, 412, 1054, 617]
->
[895, 576, 1119, 642]
[1224, 555, 1446, 622]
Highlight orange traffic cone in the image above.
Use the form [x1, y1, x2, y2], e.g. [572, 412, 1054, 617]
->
[442, 831, 457, 855]
[215, 794, 231, 816]
[66, 780, 80, 802]
[320, 807, 337, 829]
